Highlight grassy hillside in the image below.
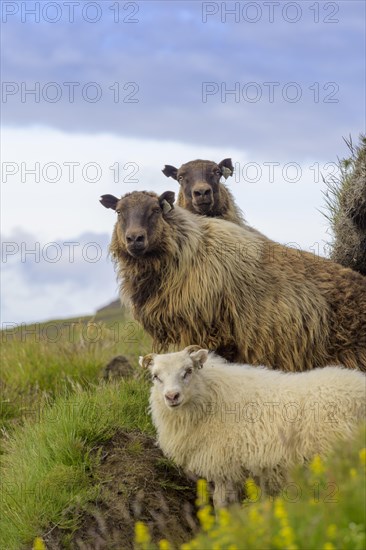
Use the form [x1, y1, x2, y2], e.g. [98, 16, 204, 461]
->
[0, 309, 198, 549]
[0, 304, 150, 439]
[1, 310, 365, 549]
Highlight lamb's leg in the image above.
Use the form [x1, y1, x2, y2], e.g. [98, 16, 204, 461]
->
[213, 480, 242, 510]
[262, 466, 288, 496]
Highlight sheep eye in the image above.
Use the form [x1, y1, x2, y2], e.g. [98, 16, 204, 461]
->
[153, 207, 161, 214]
[215, 170, 221, 176]
[116, 210, 121, 215]
[152, 374, 161, 382]
[178, 175, 184, 182]
[183, 368, 193, 379]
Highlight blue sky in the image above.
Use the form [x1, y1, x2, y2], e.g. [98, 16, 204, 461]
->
[1, 0, 365, 323]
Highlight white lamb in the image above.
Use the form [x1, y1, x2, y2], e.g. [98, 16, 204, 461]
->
[140, 345, 366, 509]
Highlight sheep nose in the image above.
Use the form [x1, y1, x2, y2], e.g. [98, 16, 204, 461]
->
[193, 187, 211, 199]
[165, 391, 180, 403]
[126, 232, 146, 246]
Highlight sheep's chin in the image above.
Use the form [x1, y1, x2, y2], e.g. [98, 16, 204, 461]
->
[164, 399, 183, 409]
[127, 246, 148, 258]
[193, 202, 213, 214]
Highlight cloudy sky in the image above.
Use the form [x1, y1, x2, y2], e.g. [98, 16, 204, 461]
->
[1, 0, 365, 324]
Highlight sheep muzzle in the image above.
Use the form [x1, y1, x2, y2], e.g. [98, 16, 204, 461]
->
[192, 184, 214, 212]
[125, 229, 148, 256]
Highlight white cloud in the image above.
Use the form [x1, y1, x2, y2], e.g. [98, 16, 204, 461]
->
[1, 228, 118, 324]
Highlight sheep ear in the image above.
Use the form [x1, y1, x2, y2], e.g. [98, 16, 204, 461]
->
[100, 194, 119, 210]
[139, 353, 155, 369]
[161, 200, 172, 214]
[159, 191, 175, 214]
[218, 158, 234, 179]
[162, 165, 178, 180]
[189, 349, 209, 369]
[184, 345, 202, 354]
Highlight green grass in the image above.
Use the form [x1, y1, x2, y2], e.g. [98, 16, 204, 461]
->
[0, 380, 153, 550]
[1, 309, 365, 550]
[0, 307, 154, 548]
[0, 315, 151, 438]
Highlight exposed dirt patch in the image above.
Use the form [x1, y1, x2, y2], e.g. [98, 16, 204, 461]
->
[44, 430, 198, 549]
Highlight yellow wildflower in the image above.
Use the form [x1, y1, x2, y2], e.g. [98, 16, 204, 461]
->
[181, 544, 191, 550]
[326, 524, 337, 539]
[218, 507, 231, 528]
[359, 448, 366, 466]
[248, 505, 263, 525]
[274, 498, 297, 548]
[33, 539, 46, 550]
[159, 540, 171, 550]
[274, 497, 287, 520]
[196, 478, 209, 507]
[197, 504, 215, 531]
[245, 478, 260, 502]
[135, 521, 151, 546]
[309, 454, 326, 476]
[350, 467, 358, 479]
[323, 543, 336, 550]
[280, 525, 295, 545]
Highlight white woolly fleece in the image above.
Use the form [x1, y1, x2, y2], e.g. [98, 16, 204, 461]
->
[148, 348, 366, 494]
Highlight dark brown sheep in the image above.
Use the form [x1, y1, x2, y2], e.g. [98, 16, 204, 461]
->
[100, 190, 366, 372]
[162, 158, 250, 227]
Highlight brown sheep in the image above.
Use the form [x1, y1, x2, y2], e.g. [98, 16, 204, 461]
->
[100, 190, 366, 372]
[162, 158, 249, 227]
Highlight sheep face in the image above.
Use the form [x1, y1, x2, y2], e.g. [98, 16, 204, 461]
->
[140, 346, 209, 409]
[162, 159, 234, 215]
[100, 191, 175, 258]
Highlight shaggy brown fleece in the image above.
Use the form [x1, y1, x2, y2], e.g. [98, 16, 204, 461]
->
[101, 190, 366, 371]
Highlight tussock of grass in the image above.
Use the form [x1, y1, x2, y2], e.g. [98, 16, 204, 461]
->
[322, 135, 365, 224]
[0, 380, 152, 550]
[322, 134, 366, 274]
